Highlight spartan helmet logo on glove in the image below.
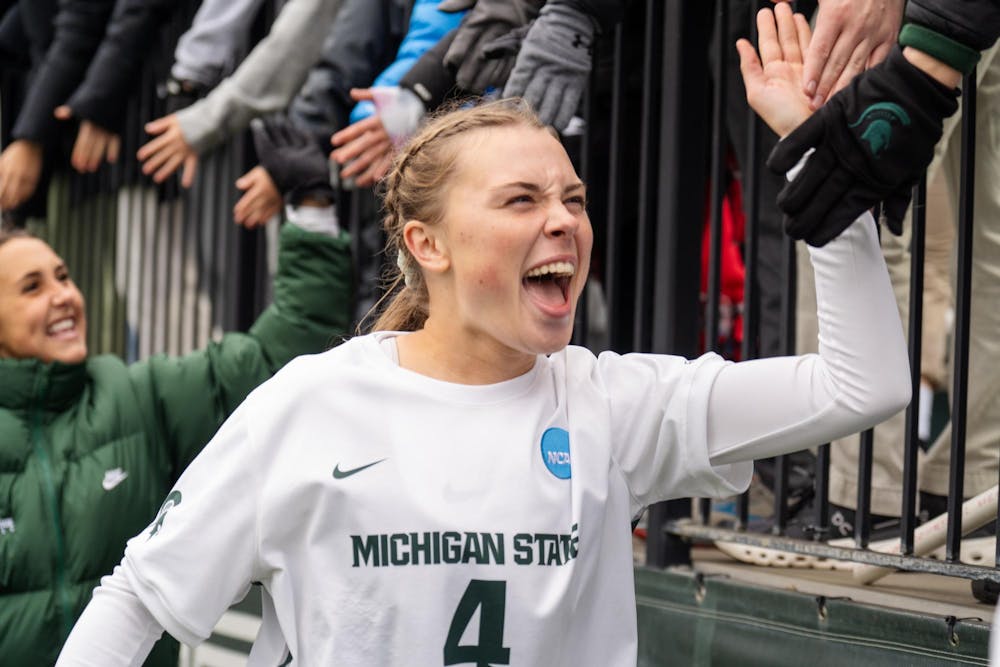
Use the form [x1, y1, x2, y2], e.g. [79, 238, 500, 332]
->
[848, 102, 912, 157]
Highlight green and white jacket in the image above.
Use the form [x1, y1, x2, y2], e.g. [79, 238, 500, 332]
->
[0, 223, 351, 665]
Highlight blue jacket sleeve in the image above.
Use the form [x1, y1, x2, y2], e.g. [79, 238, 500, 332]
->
[348, 0, 465, 123]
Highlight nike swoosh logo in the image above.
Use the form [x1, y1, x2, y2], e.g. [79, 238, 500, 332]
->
[102, 471, 129, 491]
[333, 458, 386, 479]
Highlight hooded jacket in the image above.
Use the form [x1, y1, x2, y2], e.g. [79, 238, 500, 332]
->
[0, 222, 352, 665]
[905, 0, 1000, 51]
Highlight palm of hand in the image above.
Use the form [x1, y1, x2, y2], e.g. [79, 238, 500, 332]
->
[737, 5, 816, 137]
[752, 60, 813, 137]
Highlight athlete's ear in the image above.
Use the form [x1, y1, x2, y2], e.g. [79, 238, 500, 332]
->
[403, 219, 450, 275]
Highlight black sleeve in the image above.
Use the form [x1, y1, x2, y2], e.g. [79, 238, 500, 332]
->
[905, 0, 1000, 51]
[556, 0, 626, 34]
[62, 0, 175, 132]
[11, 0, 116, 143]
[287, 0, 406, 149]
[399, 28, 458, 110]
[0, 4, 31, 70]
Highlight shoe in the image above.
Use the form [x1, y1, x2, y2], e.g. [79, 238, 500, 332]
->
[746, 498, 902, 542]
[920, 491, 997, 538]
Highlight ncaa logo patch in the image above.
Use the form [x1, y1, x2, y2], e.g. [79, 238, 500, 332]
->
[540, 427, 571, 479]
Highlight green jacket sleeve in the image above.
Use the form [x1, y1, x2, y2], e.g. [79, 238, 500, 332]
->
[132, 222, 352, 477]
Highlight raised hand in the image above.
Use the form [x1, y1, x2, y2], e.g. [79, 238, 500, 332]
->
[0, 140, 43, 211]
[55, 106, 121, 174]
[250, 116, 332, 204]
[795, 0, 904, 108]
[746, 3, 959, 247]
[137, 114, 199, 187]
[234, 166, 283, 228]
[330, 89, 396, 188]
[736, 4, 815, 138]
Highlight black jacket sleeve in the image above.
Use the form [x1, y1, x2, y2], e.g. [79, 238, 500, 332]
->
[62, 0, 175, 132]
[905, 0, 1000, 51]
[557, 0, 626, 33]
[399, 28, 457, 110]
[12, 0, 116, 143]
[288, 0, 408, 149]
[0, 4, 31, 70]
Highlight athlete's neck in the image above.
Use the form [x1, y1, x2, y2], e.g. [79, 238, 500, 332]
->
[395, 327, 536, 385]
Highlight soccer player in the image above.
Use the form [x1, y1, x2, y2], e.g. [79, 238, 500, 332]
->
[57, 7, 912, 664]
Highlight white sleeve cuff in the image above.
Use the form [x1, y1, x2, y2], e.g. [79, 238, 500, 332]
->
[786, 147, 816, 181]
[285, 204, 341, 236]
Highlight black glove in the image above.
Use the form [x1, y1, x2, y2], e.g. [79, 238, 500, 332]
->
[766, 46, 960, 247]
[438, 0, 544, 93]
[250, 116, 334, 206]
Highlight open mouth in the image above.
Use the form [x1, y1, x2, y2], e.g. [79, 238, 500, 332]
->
[522, 261, 575, 313]
[46, 317, 78, 339]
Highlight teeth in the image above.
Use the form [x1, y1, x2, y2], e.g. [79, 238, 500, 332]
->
[48, 319, 75, 334]
[525, 262, 575, 278]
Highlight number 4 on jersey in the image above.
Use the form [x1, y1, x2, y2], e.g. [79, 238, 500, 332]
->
[444, 579, 511, 666]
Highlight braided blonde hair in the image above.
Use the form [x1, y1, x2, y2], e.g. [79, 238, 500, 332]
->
[367, 98, 550, 333]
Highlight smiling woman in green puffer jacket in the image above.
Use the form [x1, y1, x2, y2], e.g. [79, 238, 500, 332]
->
[0, 211, 351, 665]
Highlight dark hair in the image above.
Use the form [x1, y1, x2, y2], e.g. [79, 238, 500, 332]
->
[365, 97, 550, 333]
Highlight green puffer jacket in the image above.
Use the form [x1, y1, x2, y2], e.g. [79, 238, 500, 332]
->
[0, 223, 351, 665]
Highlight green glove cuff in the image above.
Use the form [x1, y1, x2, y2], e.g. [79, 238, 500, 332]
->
[899, 23, 981, 76]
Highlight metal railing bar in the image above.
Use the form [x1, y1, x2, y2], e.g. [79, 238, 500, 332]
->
[901, 177, 928, 556]
[632, 0, 664, 352]
[947, 73, 977, 562]
[667, 521, 1000, 582]
[856, 428, 874, 548]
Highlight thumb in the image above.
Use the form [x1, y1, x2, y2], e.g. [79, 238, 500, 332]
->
[350, 88, 375, 102]
[180, 154, 198, 189]
[144, 114, 173, 135]
[54, 106, 73, 121]
[766, 113, 824, 174]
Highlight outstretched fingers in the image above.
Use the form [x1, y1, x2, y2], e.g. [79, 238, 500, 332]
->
[756, 8, 782, 68]
[795, 13, 813, 59]
[774, 2, 803, 65]
[736, 38, 765, 99]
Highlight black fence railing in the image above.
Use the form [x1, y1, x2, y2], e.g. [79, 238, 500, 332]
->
[3, 0, 993, 598]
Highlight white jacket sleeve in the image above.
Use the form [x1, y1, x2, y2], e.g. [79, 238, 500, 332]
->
[170, 0, 269, 87]
[176, 0, 343, 152]
[55, 567, 163, 666]
[706, 211, 911, 465]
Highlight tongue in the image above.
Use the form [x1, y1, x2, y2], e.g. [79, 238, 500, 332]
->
[524, 278, 565, 308]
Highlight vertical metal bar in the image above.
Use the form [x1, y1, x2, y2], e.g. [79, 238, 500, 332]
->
[646, 0, 712, 567]
[772, 455, 789, 533]
[772, 231, 797, 533]
[901, 177, 927, 555]
[603, 22, 626, 351]
[741, 1, 761, 365]
[947, 73, 977, 562]
[705, 0, 728, 355]
[699, 0, 729, 529]
[633, 0, 664, 352]
[815, 443, 831, 539]
[735, 0, 762, 532]
[856, 428, 874, 548]
[641, 0, 669, 567]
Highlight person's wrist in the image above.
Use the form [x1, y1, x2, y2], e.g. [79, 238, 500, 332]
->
[902, 46, 962, 88]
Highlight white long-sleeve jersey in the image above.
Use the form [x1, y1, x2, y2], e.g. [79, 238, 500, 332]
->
[56, 212, 910, 666]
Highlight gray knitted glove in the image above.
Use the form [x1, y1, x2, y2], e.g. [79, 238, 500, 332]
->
[438, 0, 544, 93]
[501, 2, 595, 131]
